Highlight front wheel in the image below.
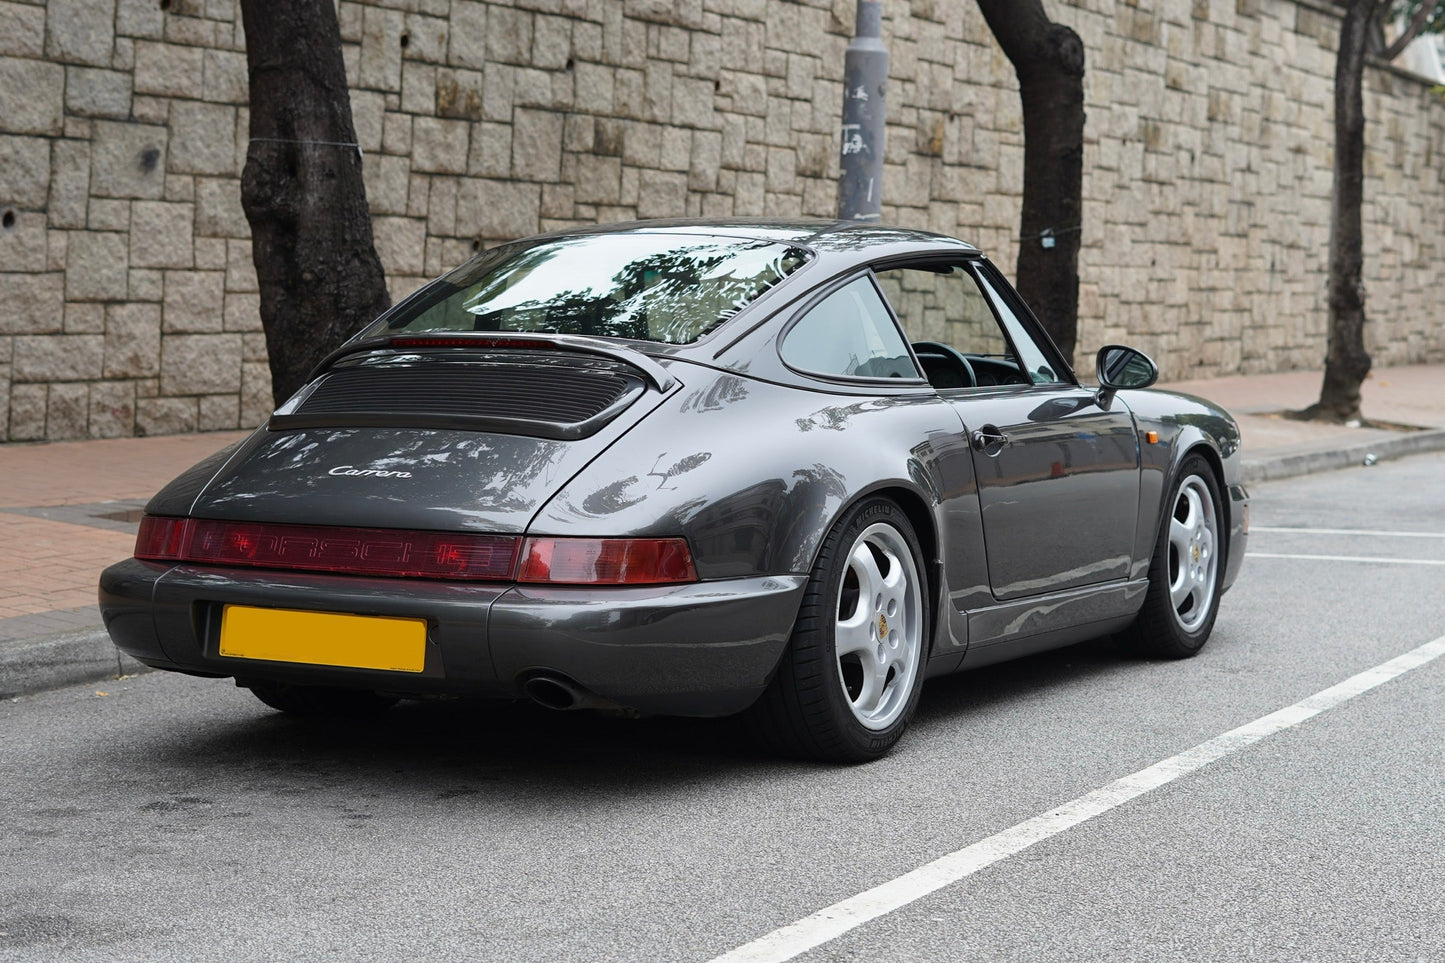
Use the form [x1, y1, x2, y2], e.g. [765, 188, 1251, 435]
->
[1124, 453, 1224, 658]
[748, 498, 929, 763]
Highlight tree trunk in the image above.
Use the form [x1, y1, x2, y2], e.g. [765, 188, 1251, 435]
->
[1298, 0, 1437, 422]
[1295, 0, 1376, 422]
[239, 0, 390, 408]
[976, 0, 1086, 368]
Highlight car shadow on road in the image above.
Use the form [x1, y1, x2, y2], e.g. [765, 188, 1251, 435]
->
[151, 689, 771, 792]
[141, 633, 1167, 798]
[913, 633, 1143, 722]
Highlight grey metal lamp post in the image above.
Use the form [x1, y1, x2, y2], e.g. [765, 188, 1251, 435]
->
[837, 0, 888, 221]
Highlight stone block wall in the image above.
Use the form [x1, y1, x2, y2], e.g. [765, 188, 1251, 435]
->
[1051, 0, 1445, 378]
[1, 0, 1442, 441]
[0, 0, 263, 441]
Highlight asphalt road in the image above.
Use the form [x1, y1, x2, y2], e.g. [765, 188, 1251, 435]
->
[3, 453, 1443, 962]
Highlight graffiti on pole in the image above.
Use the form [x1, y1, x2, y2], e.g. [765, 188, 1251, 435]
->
[837, 0, 888, 221]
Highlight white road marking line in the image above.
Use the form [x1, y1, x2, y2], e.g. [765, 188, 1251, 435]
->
[709, 634, 1445, 963]
[1247, 552, 1445, 566]
[1253, 526, 1445, 539]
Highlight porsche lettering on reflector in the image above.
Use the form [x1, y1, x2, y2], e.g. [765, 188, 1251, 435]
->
[219, 606, 426, 673]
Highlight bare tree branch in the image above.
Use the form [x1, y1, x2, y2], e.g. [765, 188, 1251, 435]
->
[1381, 0, 1439, 61]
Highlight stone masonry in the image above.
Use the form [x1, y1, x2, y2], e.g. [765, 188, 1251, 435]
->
[0, 0, 1442, 441]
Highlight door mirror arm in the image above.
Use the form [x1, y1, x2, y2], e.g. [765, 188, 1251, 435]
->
[1093, 344, 1158, 409]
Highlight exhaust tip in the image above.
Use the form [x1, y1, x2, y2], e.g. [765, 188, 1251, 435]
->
[522, 675, 580, 711]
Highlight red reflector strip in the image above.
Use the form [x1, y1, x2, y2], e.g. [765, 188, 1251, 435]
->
[518, 537, 698, 585]
[135, 516, 520, 582]
[390, 335, 560, 351]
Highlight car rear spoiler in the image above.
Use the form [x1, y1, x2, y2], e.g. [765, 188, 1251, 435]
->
[303, 331, 677, 393]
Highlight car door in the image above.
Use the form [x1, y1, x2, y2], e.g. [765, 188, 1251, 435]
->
[874, 259, 1141, 601]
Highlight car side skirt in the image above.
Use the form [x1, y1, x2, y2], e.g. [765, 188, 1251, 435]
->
[959, 577, 1151, 668]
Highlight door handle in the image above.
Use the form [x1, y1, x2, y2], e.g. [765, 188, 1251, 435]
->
[971, 426, 1009, 455]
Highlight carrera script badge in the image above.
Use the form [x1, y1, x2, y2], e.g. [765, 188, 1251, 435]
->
[328, 465, 413, 479]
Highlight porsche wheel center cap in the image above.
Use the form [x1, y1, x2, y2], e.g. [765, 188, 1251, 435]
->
[878, 614, 889, 638]
[1192, 545, 1200, 563]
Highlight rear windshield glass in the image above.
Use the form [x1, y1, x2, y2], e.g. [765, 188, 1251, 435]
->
[365, 233, 811, 345]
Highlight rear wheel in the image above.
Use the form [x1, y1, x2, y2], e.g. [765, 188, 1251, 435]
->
[244, 681, 398, 719]
[1125, 453, 1224, 658]
[749, 498, 929, 763]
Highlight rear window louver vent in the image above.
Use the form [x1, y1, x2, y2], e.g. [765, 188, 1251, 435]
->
[270, 357, 647, 440]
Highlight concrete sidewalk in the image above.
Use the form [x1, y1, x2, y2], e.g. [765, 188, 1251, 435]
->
[3, 364, 1443, 699]
[1166, 363, 1445, 483]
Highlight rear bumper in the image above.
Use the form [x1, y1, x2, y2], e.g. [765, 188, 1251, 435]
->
[99, 558, 805, 717]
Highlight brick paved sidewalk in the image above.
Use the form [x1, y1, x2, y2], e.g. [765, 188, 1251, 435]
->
[0, 432, 248, 643]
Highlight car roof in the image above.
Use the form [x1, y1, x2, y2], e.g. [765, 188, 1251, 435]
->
[522, 217, 980, 262]
[417, 218, 988, 377]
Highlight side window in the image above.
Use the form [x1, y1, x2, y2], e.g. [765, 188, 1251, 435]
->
[973, 269, 1064, 385]
[873, 264, 1026, 388]
[874, 264, 1010, 356]
[780, 276, 918, 379]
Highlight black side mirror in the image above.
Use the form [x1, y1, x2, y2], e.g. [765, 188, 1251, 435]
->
[1094, 345, 1158, 408]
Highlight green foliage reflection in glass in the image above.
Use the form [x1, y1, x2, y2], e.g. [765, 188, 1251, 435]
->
[381, 234, 810, 345]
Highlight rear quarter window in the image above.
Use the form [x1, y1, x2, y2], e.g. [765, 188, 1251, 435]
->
[781, 276, 918, 380]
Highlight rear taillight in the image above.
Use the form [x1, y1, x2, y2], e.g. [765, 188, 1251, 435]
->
[135, 515, 191, 560]
[135, 518, 698, 585]
[517, 537, 698, 585]
[135, 516, 520, 581]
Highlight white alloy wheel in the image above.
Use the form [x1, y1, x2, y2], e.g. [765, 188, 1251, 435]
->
[833, 521, 924, 731]
[1167, 474, 1219, 634]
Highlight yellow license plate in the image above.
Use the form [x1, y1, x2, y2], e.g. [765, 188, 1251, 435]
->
[219, 606, 426, 673]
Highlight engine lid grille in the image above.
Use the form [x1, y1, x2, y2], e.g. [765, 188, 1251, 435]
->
[270, 354, 647, 440]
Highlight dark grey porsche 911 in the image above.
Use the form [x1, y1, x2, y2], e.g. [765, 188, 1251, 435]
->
[100, 219, 1248, 762]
